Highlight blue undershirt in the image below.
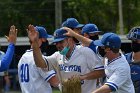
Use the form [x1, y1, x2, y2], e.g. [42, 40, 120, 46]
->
[0, 43, 15, 72]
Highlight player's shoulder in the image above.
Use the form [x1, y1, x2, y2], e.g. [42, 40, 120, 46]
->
[19, 49, 33, 62]
[45, 51, 61, 60]
[50, 51, 61, 57]
[113, 54, 130, 71]
[76, 45, 96, 55]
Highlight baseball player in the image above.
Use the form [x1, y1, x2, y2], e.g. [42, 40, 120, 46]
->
[125, 26, 140, 93]
[80, 23, 103, 55]
[62, 25, 104, 56]
[61, 18, 84, 35]
[91, 33, 134, 93]
[81, 23, 101, 41]
[0, 25, 17, 72]
[61, 18, 84, 44]
[18, 25, 59, 93]
[30, 26, 105, 93]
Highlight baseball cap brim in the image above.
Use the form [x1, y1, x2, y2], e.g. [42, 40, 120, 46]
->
[52, 38, 65, 43]
[41, 35, 53, 38]
[88, 31, 101, 34]
[75, 24, 84, 28]
[47, 35, 53, 38]
[94, 40, 104, 47]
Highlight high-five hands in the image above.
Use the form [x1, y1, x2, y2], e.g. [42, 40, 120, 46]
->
[5, 25, 18, 45]
[27, 24, 39, 43]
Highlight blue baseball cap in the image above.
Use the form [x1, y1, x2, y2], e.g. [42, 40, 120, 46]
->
[82, 24, 101, 34]
[64, 18, 84, 28]
[52, 29, 68, 43]
[94, 33, 121, 49]
[35, 26, 53, 38]
[61, 21, 67, 27]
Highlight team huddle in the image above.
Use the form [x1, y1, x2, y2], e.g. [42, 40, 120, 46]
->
[0, 18, 140, 93]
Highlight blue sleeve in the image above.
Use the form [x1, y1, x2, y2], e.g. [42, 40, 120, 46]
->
[0, 43, 15, 72]
[88, 41, 97, 53]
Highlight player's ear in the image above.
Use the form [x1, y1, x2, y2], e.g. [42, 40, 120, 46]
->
[83, 33, 89, 38]
[105, 47, 110, 52]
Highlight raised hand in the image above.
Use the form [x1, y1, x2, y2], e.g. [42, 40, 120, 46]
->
[27, 24, 39, 43]
[62, 27, 77, 37]
[5, 25, 18, 45]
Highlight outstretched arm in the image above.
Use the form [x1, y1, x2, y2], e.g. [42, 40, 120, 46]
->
[27, 25, 60, 87]
[63, 27, 92, 46]
[92, 84, 112, 93]
[80, 70, 105, 80]
[27, 24, 47, 68]
[0, 25, 17, 72]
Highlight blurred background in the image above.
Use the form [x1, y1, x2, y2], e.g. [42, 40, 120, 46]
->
[0, 0, 140, 93]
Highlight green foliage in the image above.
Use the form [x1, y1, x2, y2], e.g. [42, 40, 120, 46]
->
[64, 0, 140, 34]
[0, 0, 55, 37]
[0, 0, 140, 37]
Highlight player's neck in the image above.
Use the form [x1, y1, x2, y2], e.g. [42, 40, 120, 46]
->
[108, 53, 120, 61]
[133, 51, 140, 62]
[66, 45, 75, 59]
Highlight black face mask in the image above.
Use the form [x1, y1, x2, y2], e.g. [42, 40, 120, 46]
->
[89, 35, 99, 41]
[131, 41, 140, 53]
[40, 41, 49, 53]
[98, 47, 106, 57]
[73, 37, 79, 44]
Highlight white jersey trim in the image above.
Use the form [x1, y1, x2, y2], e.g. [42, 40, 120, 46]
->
[0, 60, 1, 68]
[94, 66, 104, 70]
[105, 82, 118, 91]
[45, 70, 56, 81]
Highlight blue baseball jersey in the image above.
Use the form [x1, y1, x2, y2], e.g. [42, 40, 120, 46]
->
[125, 52, 140, 93]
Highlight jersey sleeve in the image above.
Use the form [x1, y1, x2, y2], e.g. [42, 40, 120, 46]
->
[36, 67, 56, 81]
[44, 52, 60, 71]
[82, 47, 104, 71]
[105, 67, 129, 92]
[0, 43, 15, 72]
[88, 41, 98, 53]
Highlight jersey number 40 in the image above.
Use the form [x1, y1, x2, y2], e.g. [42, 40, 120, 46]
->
[20, 64, 29, 82]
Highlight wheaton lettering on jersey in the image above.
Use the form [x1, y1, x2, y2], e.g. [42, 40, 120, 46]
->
[59, 64, 81, 72]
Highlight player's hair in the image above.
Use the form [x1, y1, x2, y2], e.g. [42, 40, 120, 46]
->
[110, 48, 120, 53]
[105, 46, 119, 53]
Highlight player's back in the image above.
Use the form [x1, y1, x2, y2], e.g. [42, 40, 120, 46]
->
[18, 49, 52, 93]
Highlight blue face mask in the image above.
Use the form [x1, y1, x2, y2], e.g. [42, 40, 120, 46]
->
[60, 47, 70, 56]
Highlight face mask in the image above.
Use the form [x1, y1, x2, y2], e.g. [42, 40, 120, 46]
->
[73, 37, 79, 44]
[98, 47, 106, 57]
[89, 35, 99, 41]
[60, 46, 70, 56]
[40, 41, 49, 53]
[131, 41, 140, 52]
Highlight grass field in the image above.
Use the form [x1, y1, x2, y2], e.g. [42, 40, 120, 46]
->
[53, 90, 61, 93]
[53, 89, 61, 93]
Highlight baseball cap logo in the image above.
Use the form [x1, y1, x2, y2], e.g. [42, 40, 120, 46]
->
[54, 32, 58, 37]
[106, 42, 110, 46]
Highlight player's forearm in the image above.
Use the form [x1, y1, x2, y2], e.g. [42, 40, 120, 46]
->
[0, 43, 15, 72]
[92, 84, 111, 93]
[32, 42, 47, 68]
[48, 75, 60, 87]
[80, 70, 105, 80]
[73, 33, 92, 46]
